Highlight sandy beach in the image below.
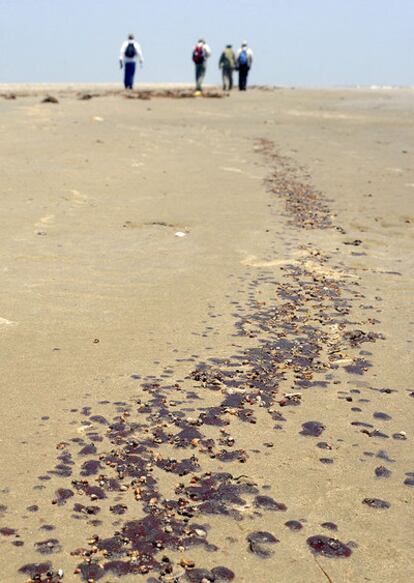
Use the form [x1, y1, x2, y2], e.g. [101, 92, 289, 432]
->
[0, 85, 413, 582]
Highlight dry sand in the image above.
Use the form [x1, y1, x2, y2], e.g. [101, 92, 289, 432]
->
[0, 85, 413, 582]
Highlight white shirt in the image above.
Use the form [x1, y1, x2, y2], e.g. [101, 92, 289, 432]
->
[194, 42, 211, 60]
[236, 47, 253, 66]
[203, 43, 211, 58]
[120, 40, 144, 64]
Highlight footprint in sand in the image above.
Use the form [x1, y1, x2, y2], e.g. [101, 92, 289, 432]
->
[241, 254, 351, 280]
[63, 190, 90, 205]
[35, 214, 55, 228]
[286, 109, 361, 121]
[0, 317, 17, 329]
[21, 105, 52, 121]
[241, 249, 311, 268]
[241, 254, 293, 268]
[221, 166, 243, 173]
[122, 220, 189, 233]
[221, 167, 262, 180]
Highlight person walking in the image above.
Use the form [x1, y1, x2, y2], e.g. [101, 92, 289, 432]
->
[192, 39, 211, 93]
[219, 44, 236, 91]
[236, 41, 253, 91]
[119, 33, 144, 90]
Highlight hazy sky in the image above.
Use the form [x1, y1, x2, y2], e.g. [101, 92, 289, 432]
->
[0, 0, 413, 86]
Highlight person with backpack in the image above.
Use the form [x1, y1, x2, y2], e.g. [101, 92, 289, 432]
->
[218, 44, 236, 91]
[119, 33, 144, 90]
[236, 41, 253, 91]
[192, 39, 211, 93]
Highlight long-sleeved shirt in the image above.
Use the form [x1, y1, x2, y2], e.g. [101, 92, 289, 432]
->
[193, 42, 211, 61]
[219, 48, 236, 69]
[202, 43, 211, 59]
[236, 47, 253, 67]
[119, 40, 144, 64]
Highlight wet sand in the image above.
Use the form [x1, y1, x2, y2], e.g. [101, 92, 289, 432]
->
[0, 85, 413, 582]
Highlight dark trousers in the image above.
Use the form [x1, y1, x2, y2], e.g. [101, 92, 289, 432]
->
[238, 64, 249, 91]
[195, 63, 206, 91]
[124, 62, 136, 89]
[222, 67, 233, 90]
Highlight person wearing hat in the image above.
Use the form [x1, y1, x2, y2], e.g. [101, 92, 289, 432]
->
[192, 38, 211, 93]
[119, 33, 144, 90]
[236, 41, 253, 91]
[219, 44, 237, 91]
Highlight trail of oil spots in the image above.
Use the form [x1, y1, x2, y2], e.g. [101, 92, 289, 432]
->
[13, 141, 400, 582]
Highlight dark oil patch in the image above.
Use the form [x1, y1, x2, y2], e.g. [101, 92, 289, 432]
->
[185, 568, 216, 582]
[78, 443, 97, 456]
[344, 359, 372, 375]
[52, 488, 74, 506]
[300, 421, 326, 437]
[376, 450, 395, 463]
[18, 562, 53, 577]
[77, 561, 105, 580]
[254, 495, 287, 511]
[351, 421, 374, 428]
[80, 459, 102, 476]
[316, 442, 332, 450]
[73, 503, 100, 516]
[373, 412, 392, 421]
[285, 520, 303, 531]
[110, 504, 128, 515]
[0, 527, 16, 536]
[362, 498, 391, 509]
[375, 466, 391, 478]
[392, 432, 407, 441]
[34, 538, 62, 555]
[321, 522, 338, 531]
[211, 565, 235, 580]
[247, 531, 279, 558]
[307, 535, 352, 558]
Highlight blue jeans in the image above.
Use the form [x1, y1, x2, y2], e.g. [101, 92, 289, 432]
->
[195, 63, 206, 91]
[124, 62, 136, 89]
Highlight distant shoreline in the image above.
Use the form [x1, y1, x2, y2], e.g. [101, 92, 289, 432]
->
[1, 82, 414, 98]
